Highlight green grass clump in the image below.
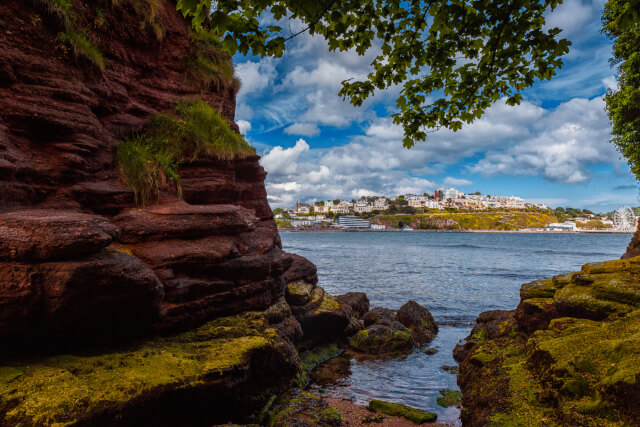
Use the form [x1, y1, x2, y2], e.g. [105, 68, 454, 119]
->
[35, 0, 73, 28]
[57, 30, 105, 70]
[35, 0, 105, 70]
[185, 32, 240, 93]
[109, 0, 164, 39]
[117, 99, 254, 206]
[367, 400, 437, 423]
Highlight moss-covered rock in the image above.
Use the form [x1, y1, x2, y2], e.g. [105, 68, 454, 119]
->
[0, 312, 300, 426]
[270, 391, 342, 427]
[436, 389, 462, 408]
[290, 285, 350, 344]
[286, 281, 315, 306]
[349, 323, 414, 354]
[367, 399, 437, 424]
[395, 300, 438, 346]
[455, 256, 640, 426]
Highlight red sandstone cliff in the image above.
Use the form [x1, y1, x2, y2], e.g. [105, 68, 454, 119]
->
[0, 0, 320, 352]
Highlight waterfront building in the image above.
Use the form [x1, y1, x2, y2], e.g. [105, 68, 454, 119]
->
[335, 216, 371, 229]
[314, 204, 330, 214]
[371, 224, 386, 230]
[544, 221, 578, 231]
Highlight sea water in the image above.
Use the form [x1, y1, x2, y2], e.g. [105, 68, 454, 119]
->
[280, 231, 631, 424]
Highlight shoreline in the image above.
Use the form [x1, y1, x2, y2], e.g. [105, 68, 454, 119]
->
[279, 228, 634, 235]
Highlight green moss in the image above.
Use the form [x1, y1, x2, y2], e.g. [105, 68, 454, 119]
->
[520, 278, 559, 299]
[185, 31, 239, 93]
[269, 392, 342, 426]
[286, 281, 314, 300]
[117, 99, 255, 206]
[349, 326, 413, 354]
[470, 352, 496, 366]
[299, 344, 343, 372]
[0, 312, 277, 426]
[462, 259, 640, 426]
[367, 400, 437, 423]
[436, 389, 462, 407]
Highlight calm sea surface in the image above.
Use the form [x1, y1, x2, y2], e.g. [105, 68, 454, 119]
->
[280, 231, 631, 425]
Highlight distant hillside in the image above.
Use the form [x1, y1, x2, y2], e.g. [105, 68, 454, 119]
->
[374, 211, 564, 230]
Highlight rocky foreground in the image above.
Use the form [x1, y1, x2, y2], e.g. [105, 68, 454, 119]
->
[455, 256, 640, 426]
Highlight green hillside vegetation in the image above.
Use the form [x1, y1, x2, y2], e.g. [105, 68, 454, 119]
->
[375, 211, 564, 230]
[117, 99, 255, 206]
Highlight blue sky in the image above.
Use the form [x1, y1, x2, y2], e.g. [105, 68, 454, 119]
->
[233, 0, 638, 213]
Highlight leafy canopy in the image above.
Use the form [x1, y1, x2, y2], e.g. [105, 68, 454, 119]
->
[177, 0, 570, 147]
[603, 0, 640, 179]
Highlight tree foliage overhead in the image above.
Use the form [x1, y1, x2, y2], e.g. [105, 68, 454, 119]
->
[176, 0, 570, 147]
[603, 0, 640, 179]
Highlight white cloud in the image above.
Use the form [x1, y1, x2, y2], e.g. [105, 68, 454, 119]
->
[602, 76, 618, 91]
[469, 97, 616, 184]
[235, 59, 277, 96]
[236, 120, 251, 135]
[284, 122, 321, 137]
[544, 0, 595, 38]
[443, 177, 472, 187]
[261, 139, 310, 177]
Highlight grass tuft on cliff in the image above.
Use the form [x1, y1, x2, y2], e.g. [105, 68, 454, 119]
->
[57, 30, 105, 70]
[185, 32, 240, 93]
[108, 0, 165, 39]
[117, 99, 255, 206]
[35, 0, 106, 69]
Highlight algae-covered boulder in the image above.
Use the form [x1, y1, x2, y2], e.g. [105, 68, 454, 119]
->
[455, 256, 640, 426]
[0, 312, 300, 426]
[349, 323, 414, 354]
[336, 292, 370, 318]
[270, 391, 342, 427]
[395, 300, 438, 346]
[367, 400, 437, 423]
[363, 307, 395, 326]
[289, 285, 350, 343]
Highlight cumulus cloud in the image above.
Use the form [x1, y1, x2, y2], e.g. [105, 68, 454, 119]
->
[261, 139, 310, 177]
[236, 120, 251, 135]
[284, 122, 321, 137]
[235, 59, 277, 95]
[469, 97, 616, 184]
[258, 95, 618, 207]
[443, 177, 473, 187]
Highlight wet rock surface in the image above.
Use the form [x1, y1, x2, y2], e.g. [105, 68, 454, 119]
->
[455, 256, 640, 426]
[350, 301, 438, 354]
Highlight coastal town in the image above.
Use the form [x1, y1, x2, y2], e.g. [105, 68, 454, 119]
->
[274, 187, 634, 232]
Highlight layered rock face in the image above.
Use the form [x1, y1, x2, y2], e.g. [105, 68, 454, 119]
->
[0, 0, 290, 347]
[0, 1, 336, 424]
[455, 257, 640, 426]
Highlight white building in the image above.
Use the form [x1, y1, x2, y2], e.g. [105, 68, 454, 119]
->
[424, 199, 442, 209]
[314, 204, 330, 214]
[408, 199, 424, 208]
[544, 221, 578, 231]
[372, 197, 388, 210]
[335, 216, 371, 229]
[354, 200, 373, 213]
[437, 188, 463, 201]
[296, 202, 310, 214]
[371, 224, 386, 230]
